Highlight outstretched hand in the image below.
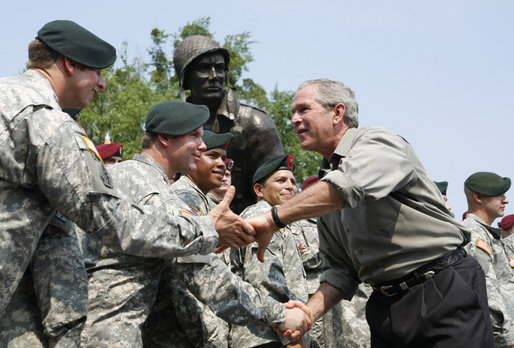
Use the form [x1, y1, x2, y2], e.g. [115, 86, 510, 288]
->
[208, 186, 255, 249]
[276, 305, 313, 343]
[245, 211, 278, 262]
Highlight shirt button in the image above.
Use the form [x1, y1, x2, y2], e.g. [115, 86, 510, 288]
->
[358, 249, 363, 255]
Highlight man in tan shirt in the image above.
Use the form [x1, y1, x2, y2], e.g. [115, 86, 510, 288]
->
[248, 78, 494, 347]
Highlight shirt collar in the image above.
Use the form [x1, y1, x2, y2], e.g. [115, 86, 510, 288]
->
[319, 127, 358, 178]
[133, 154, 169, 184]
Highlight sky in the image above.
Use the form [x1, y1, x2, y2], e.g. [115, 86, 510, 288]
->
[1, 0, 512, 221]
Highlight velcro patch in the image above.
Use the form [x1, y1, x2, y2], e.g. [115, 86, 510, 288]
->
[476, 239, 492, 255]
[181, 206, 201, 216]
[509, 258, 514, 268]
[82, 137, 102, 160]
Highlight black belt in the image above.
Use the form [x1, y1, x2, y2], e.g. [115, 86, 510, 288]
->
[372, 247, 466, 297]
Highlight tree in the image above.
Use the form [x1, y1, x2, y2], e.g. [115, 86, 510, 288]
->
[79, 18, 322, 181]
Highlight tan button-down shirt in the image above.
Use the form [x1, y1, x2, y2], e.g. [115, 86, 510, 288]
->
[318, 127, 469, 299]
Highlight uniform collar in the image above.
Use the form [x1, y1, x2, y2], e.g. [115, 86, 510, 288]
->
[26, 69, 61, 111]
[133, 154, 169, 184]
[467, 213, 503, 240]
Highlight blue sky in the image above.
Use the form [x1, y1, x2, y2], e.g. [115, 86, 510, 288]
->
[1, 0, 512, 221]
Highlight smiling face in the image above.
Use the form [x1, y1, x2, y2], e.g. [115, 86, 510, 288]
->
[291, 84, 337, 158]
[185, 52, 226, 107]
[65, 62, 106, 109]
[167, 127, 207, 175]
[189, 148, 227, 194]
[254, 169, 297, 206]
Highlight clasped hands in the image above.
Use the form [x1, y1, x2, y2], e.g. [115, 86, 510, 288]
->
[277, 300, 314, 343]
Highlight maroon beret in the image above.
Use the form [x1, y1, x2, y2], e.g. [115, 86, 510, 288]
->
[499, 214, 514, 230]
[301, 176, 319, 191]
[225, 158, 234, 172]
[96, 143, 123, 160]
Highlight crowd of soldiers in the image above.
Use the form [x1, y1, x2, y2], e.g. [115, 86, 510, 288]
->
[0, 19, 512, 348]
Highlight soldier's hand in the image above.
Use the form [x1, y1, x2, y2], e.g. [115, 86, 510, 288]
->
[246, 211, 277, 262]
[276, 306, 313, 343]
[208, 186, 255, 249]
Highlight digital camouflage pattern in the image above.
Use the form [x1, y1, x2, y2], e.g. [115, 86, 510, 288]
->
[322, 284, 372, 348]
[0, 70, 219, 315]
[144, 176, 288, 347]
[231, 200, 309, 347]
[0, 213, 86, 347]
[291, 218, 325, 347]
[463, 214, 514, 347]
[165, 175, 229, 347]
[81, 154, 217, 347]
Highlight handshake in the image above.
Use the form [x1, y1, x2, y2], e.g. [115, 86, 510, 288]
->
[277, 300, 314, 344]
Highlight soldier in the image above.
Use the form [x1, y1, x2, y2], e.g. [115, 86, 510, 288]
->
[463, 172, 514, 347]
[248, 78, 494, 347]
[173, 35, 284, 213]
[231, 154, 310, 347]
[82, 102, 309, 347]
[96, 142, 123, 166]
[0, 20, 255, 347]
[209, 158, 234, 203]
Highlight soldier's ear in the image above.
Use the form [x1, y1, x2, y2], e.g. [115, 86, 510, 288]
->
[254, 183, 264, 199]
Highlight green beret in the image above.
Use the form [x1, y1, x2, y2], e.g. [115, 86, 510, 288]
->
[202, 130, 234, 151]
[434, 181, 448, 195]
[253, 154, 295, 185]
[465, 172, 511, 196]
[145, 101, 209, 136]
[36, 20, 116, 69]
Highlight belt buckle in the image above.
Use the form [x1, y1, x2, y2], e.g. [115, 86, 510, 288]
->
[379, 284, 397, 297]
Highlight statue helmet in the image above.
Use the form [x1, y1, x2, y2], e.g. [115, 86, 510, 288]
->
[173, 35, 230, 89]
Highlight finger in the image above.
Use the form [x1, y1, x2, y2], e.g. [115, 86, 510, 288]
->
[289, 330, 302, 341]
[218, 185, 235, 208]
[239, 217, 256, 236]
[257, 243, 268, 263]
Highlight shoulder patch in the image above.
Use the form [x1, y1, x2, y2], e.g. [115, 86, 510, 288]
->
[509, 258, 514, 268]
[476, 239, 492, 255]
[82, 136, 102, 160]
[181, 206, 201, 216]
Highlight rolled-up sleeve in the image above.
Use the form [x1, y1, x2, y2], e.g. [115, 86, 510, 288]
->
[321, 129, 415, 209]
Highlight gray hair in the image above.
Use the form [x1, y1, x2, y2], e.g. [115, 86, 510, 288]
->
[298, 78, 359, 128]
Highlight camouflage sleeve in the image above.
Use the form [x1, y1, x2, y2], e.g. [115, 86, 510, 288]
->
[464, 225, 514, 346]
[173, 254, 287, 326]
[34, 113, 217, 258]
[31, 212, 88, 340]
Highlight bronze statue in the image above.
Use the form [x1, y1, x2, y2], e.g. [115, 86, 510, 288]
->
[174, 35, 284, 213]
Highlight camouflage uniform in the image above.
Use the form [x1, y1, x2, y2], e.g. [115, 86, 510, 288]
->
[291, 218, 325, 347]
[0, 70, 220, 317]
[81, 155, 217, 347]
[231, 200, 309, 347]
[463, 214, 514, 347]
[0, 213, 87, 347]
[83, 155, 287, 347]
[150, 175, 230, 347]
[322, 284, 372, 348]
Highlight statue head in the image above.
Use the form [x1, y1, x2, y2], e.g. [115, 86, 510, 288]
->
[174, 35, 230, 103]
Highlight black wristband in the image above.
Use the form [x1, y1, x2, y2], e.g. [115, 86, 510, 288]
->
[271, 206, 286, 228]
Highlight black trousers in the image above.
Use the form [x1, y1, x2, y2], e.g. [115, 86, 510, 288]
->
[366, 253, 494, 348]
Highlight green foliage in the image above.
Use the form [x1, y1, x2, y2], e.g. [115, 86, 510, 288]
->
[79, 18, 321, 181]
